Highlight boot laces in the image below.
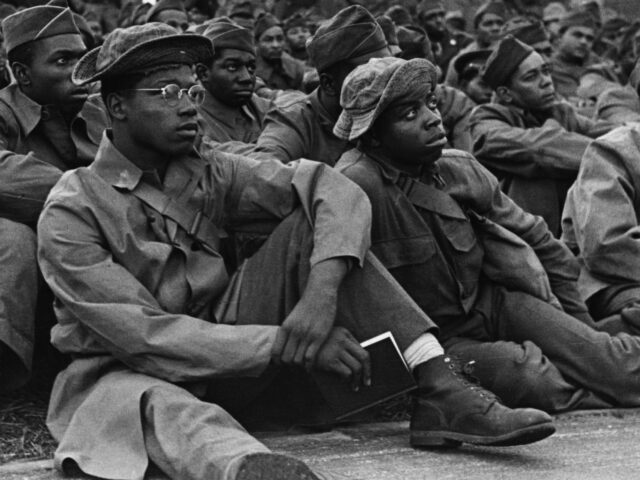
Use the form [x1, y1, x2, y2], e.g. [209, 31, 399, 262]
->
[445, 356, 499, 403]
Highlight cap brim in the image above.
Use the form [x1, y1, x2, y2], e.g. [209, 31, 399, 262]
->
[72, 34, 213, 85]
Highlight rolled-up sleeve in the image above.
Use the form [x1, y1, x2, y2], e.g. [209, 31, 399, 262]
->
[221, 153, 371, 267]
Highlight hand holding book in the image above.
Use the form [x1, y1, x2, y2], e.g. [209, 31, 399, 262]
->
[314, 326, 372, 392]
[312, 331, 417, 420]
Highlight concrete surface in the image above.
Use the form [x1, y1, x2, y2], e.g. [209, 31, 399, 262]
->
[3, 409, 640, 480]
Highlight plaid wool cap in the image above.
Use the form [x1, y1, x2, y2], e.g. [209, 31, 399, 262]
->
[2, 5, 80, 54]
[481, 35, 534, 89]
[72, 22, 213, 85]
[307, 5, 389, 72]
[334, 56, 438, 141]
[202, 17, 255, 55]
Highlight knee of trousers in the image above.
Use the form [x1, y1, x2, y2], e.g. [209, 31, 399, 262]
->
[480, 340, 576, 409]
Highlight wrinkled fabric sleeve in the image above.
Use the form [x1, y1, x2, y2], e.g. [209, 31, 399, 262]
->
[253, 104, 309, 163]
[568, 106, 617, 139]
[0, 114, 62, 223]
[469, 105, 590, 179]
[567, 128, 640, 286]
[220, 153, 371, 267]
[595, 86, 640, 124]
[449, 154, 589, 316]
[37, 181, 279, 383]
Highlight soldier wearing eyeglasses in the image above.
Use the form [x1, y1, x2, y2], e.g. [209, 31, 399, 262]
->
[37, 21, 556, 480]
[0, 5, 106, 393]
[195, 17, 272, 144]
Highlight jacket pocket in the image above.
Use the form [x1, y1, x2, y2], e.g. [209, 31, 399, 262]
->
[373, 235, 437, 269]
[440, 218, 477, 252]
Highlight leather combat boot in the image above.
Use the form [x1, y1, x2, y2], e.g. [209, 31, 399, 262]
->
[410, 355, 555, 448]
[234, 453, 349, 480]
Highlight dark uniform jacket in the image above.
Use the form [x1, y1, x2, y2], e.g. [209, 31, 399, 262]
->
[254, 87, 348, 165]
[197, 91, 272, 144]
[0, 83, 107, 224]
[336, 147, 588, 340]
[563, 126, 640, 306]
[255, 51, 305, 92]
[469, 101, 614, 235]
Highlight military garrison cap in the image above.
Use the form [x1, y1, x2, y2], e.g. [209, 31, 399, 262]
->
[2, 6, 80, 54]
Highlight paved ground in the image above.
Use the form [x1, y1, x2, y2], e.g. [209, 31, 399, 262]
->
[3, 409, 640, 480]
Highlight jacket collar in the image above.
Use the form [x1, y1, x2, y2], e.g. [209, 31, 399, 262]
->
[90, 131, 143, 191]
[199, 89, 258, 126]
[1, 83, 43, 136]
[358, 145, 442, 185]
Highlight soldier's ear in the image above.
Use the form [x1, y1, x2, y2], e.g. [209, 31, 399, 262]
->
[495, 85, 513, 104]
[11, 62, 31, 87]
[195, 63, 210, 83]
[318, 72, 338, 97]
[105, 91, 127, 121]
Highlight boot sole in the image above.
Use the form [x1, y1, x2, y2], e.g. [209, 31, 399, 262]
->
[410, 421, 556, 448]
[235, 453, 320, 480]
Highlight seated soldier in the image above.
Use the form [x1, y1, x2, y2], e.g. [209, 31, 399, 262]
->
[444, 0, 509, 87]
[334, 55, 640, 414]
[550, 8, 610, 102]
[0, 5, 105, 391]
[562, 125, 640, 321]
[416, 0, 472, 72]
[254, 5, 392, 165]
[195, 17, 272, 143]
[37, 23, 555, 480]
[254, 13, 305, 92]
[282, 12, 312, 65]
[469, 36, 615, 236]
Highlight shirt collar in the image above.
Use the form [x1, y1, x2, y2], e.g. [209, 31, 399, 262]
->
[360, 145, 443, 185]
[3, 83, 43, 136]
[90, 130, 143, 191]
[199, 90, 257, 126]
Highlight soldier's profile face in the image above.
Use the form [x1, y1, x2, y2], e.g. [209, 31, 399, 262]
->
[28, 34, 88, 108]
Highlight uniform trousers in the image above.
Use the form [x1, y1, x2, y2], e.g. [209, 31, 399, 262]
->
[141, 209, 436, 480]
[0, 218, 37, 391]
[444, 281, 640, 412]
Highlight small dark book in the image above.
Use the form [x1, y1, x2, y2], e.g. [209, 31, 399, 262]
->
[312, 331, 417, 420]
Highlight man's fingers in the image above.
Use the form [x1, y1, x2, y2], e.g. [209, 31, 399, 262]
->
[346, 342, 371, 387]
[280, 335, 299, 365]
[338, 349, 366, 391]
